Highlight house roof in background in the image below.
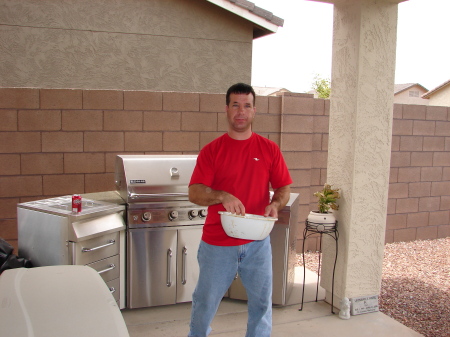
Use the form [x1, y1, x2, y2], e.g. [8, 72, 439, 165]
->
[314, 0, 408, 4]
[207, 0, 284, 38]
[422, 79, 450, 99]
[394, 83, 428, 95]
[253, 86, 290, 96]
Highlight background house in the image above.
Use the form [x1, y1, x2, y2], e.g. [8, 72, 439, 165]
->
[422, 79, 450, 106]
[393, 83, 429, 105]
[253, 86, 291, 96]
[0, 0, 283, 93]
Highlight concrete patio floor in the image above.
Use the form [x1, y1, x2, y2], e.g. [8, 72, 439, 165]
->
[121, 267, 423, 337]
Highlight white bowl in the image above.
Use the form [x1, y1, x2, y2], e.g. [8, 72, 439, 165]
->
[218, 212, 277, 240]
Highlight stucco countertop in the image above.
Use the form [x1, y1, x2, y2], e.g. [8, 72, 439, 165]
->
[81, 191, 125, 205]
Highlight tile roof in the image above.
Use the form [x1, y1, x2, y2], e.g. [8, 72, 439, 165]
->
[226, 0, 284, 27]
[253, 86, 290, 96]
[207, 0, 284, 38]
[394, 83, 428, 95]
[422, 79, 450, 98]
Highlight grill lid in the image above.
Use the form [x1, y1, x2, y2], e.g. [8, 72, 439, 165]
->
[115, 155, 197, 203]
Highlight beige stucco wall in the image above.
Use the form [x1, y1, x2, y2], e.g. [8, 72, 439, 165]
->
[0, 0, 253, 93]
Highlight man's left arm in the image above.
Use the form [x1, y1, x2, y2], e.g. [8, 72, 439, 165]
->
[264, 185, 291, 218]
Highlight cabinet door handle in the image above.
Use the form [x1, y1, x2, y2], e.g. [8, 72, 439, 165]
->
[166, 248, 173, 287]
[181, 246, 188, 285]
[98, 263, 116, 274]
[82, 239, 115, 252]
[109, 287, 116, 294]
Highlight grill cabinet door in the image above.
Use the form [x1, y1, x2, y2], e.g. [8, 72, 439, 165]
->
[176, 226, 202, 303]
[127, 227, 177, 308]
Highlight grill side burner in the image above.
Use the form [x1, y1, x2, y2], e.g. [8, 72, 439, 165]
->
[17, 196, 126, 308]
[116, 155, 207, 309]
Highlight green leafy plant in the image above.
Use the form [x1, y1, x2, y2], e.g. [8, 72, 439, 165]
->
[311, 74, 331, 99]
[313, 183, 340, 213]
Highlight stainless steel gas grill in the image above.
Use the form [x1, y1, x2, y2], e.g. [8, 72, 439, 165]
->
[115, 155, 207, 309]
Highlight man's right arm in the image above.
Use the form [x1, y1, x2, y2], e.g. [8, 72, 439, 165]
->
[189, 183, 245, 215]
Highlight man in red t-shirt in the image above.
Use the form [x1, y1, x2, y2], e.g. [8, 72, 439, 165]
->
[188, 83, 292, 337]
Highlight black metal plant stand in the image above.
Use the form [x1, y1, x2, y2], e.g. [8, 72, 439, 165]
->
[299, 219, 339, 314]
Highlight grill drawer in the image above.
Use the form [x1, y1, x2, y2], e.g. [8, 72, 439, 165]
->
[87, 254, 120, 283]
[106, 277, 120, 303]
[72, 231, 120, 265]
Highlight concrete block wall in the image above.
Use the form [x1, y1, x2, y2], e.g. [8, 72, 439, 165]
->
[387, 104, 450, 243]
[278, 93, 331, 252]
[0, 88, 285, 252]
[0, 88, 449, 253]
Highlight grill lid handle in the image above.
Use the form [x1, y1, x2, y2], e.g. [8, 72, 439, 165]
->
[129, 192, 188, 200]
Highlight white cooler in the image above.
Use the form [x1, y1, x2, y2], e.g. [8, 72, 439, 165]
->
[0, 265, 129, 337]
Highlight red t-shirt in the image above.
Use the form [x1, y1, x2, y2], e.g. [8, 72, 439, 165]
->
[189, 133, 292, 246]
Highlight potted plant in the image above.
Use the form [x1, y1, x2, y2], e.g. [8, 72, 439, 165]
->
[307, 183, 340, 226]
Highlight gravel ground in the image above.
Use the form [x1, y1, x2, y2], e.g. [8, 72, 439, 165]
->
[297, 237, 450, 337]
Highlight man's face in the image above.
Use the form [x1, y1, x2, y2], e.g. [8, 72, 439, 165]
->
[226, 93, 256, 135]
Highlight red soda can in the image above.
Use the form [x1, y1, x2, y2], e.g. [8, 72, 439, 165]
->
[72, 194, 82, 213]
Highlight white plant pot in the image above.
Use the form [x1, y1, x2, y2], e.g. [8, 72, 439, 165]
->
[307, 211, 336, 224]
[307, 211, 336, 232]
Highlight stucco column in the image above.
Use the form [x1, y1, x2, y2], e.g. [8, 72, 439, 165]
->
[317, 0, 405, 307]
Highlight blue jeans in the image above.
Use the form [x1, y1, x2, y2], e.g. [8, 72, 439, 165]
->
[188, 238, 273, 337]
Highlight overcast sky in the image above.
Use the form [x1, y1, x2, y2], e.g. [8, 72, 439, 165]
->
[251, 0, 450, 93]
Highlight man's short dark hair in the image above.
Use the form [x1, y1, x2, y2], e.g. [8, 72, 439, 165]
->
[226, 83, 256, 106]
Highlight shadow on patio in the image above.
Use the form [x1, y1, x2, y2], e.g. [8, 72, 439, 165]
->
[121, 266, 423, 337]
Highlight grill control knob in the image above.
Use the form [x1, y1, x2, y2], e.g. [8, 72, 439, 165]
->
[142, 212, 152, 221]
[189, 210, 199, 219]
[199, 209, 208, 217]
[169, 210, 179, 220]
